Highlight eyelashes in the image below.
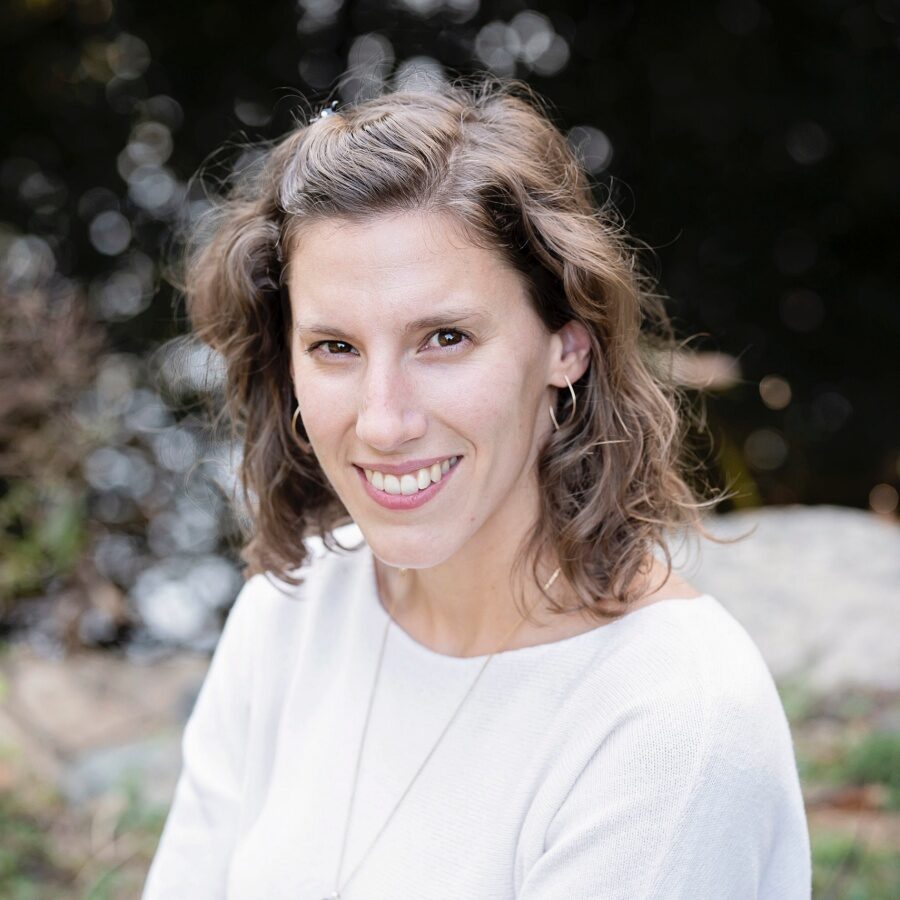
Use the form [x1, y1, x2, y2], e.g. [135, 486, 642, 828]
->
[306, 328, 472, 359]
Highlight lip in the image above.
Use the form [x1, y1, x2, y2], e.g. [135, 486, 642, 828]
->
[354, 457, 462, 511]
[352, 454, 458, 477]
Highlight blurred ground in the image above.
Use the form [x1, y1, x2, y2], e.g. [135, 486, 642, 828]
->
[1, 504, 898, 897]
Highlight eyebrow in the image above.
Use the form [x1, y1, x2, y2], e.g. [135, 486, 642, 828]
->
[295, 307, 487, 338]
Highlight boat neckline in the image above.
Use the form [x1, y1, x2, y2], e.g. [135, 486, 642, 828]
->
[363, 543, 715, 665]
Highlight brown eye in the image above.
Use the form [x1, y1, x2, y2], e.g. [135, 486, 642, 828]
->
[428, 329, 469, 350]
[315, 340, 354, 354]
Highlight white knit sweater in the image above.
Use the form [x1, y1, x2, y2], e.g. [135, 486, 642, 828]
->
[143, 522, 811, 899]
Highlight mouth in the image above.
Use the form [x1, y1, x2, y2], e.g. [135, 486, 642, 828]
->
[354, 456, 463, 511]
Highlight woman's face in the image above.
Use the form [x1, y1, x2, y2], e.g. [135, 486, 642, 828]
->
[287, 211, 569, 569]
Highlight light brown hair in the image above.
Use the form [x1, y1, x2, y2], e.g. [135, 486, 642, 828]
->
[179, 74, 731, 622]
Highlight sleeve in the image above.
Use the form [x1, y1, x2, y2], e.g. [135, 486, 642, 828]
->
[516, 681, 811, 900]
[142, 575, 263, 899]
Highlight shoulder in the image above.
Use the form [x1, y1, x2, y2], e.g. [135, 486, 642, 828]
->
[607, 593, 780, 699]
[203, 522, 370, 712]
[539, 599, 807, 873]
[226, 520, 368, 643]
[628, 598, 804, 822]
[611, 599, 811, 895]
[234, 520, 362, 603]
[570, 595, 796, 776]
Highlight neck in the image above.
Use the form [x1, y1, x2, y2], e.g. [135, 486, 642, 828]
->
[375, 558, 562, 659]
[373, 481, 571, 658]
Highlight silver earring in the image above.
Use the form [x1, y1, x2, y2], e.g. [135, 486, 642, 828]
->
[549, 375, 577, 431]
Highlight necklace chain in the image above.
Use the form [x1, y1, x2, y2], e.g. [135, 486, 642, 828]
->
[326, 563, 562, 899]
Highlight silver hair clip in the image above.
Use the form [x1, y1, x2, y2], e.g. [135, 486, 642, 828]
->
[311, 100, 339, 123]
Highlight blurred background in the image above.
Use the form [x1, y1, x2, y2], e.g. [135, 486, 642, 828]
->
[1, 0, 898, 896]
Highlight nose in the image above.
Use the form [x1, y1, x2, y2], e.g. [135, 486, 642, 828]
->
[355, 360, 427, 452]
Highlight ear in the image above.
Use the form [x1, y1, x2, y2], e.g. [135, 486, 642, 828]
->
[548, 319, 592, 387]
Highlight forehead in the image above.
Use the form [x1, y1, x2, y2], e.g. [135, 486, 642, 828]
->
[286, 211, 528, 321]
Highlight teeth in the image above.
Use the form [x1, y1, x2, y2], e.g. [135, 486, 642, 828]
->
[364, 456, 458, 495]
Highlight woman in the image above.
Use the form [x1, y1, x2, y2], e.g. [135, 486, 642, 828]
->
[143, 77, 811, 898]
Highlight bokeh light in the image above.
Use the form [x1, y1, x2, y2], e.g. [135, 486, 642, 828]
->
[785, 121, 832, 165]
[744, 428, 789, 471]
[89, 209, 131, 255]
[567, 125, 614, 174]
[869, 483, 899, 515]
[759, 375, 792, 411]
[779, 288, 825, 332]
[106, 32, 151, 79]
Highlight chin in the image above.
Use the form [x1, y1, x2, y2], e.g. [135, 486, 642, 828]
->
[362, 527, 462, 571]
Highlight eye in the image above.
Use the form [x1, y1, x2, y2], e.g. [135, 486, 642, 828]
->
[426, 328, 470, 351]
[306, 340, 357, 357]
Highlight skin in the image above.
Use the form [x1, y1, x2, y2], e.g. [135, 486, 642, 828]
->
[287, 211, 700, 658]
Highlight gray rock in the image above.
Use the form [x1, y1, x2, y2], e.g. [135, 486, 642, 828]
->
[673, 505, 900, 693]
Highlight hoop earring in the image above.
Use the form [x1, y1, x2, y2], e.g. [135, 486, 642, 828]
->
[291, 405, 313, 453]
[549, 375, 577, 432]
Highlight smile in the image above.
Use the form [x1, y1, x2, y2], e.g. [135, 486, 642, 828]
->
[354, 456, 462, 510]
[365, 456, 460, 493]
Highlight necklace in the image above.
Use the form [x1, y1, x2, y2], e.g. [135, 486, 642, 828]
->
[322, 562, 562, 900]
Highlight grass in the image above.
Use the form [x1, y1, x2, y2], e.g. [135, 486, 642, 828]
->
[0, 773, 167, 899]
[783, 681, 900, 898]
[812, 831, 900, 899]
[842, 732, 900, 810]
[0, 790, 77, 899]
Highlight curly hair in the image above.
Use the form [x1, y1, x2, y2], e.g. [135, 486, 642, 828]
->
[178, 74, 732, 623]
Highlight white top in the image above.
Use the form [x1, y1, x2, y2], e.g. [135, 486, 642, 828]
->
[143, 522, 812, 899]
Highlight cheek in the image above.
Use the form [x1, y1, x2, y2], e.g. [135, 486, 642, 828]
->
[292, 367, 352, 440]
[297, 389, 353, 440]
[428, 357, 532, 438]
